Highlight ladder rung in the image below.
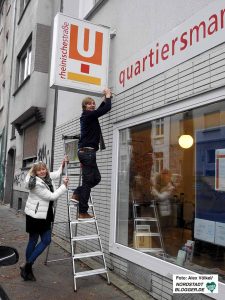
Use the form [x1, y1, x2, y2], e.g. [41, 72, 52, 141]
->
[68, 201, 93, 207]
[74, 268, 107, 278]
[134, 217, 157, 221]
[72, 234, 99, 241]
[134, 204, 155, 208]
[135, 232, 160, 237]
[136, 248, 163, 252]
[67, 173, 80, 176]
[73, 251, 103, 259]
[67, 165, 80, 169]
[71, 219, 96, 224]
[62, 134, 80, 140]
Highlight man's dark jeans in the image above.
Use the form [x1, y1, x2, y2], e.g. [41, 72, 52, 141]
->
[77, 150, 101, 213]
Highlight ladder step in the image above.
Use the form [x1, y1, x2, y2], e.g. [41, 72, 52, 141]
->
[134, 217, 157, 221]
[73, 251, 103, 259]
[67, 164, 80, 168]
[67, 173, 80, 176]
[72, 234, 99, 241]
[133, 203, 155, 206]
[62, 134, 80, 140]
[68, 201, 93, 207]
[135, 232, 160, 237]
[71, 219, 96, 224]
[137, 248, 163, 253]
[74, 268, 107, 278]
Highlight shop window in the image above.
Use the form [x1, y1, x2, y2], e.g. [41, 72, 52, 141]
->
[116, 100, 225, 281]
[23, 122, 38, 168]
[204, 111, 220, 129]
[17, 38, 32, 88]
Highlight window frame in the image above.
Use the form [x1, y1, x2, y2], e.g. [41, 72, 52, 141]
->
[22, 122, 38, 168]
[18, 0, 31, 24]
[16, 37, 32, 89]
[109, 87, 225, 294]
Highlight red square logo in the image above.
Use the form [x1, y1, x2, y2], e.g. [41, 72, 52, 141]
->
[81, 64, 90, 74]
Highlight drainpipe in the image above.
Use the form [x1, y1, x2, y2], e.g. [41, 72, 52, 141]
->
[50, 0, 63, 172]
[2, 0, 17, 202]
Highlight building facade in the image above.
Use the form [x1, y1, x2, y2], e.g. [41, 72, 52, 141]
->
[1, 0, 65, 208]
[53, 1, 225, 299]
[1, 0, 225, 299]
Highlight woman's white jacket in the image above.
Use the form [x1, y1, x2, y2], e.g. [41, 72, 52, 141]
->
[24, 166, 67, 219]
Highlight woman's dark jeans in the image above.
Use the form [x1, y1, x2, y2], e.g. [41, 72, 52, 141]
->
[26, 230, 51, 263]
[77, 150, 101, 213]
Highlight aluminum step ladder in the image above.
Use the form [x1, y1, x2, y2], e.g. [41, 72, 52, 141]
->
[45, 135, 110, 291]
[133, 199, 165, 259]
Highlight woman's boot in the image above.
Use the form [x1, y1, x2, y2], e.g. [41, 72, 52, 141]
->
[27, 263, 36, 281]
[20, 263, 29, 281]
[20, 262, 36, 281]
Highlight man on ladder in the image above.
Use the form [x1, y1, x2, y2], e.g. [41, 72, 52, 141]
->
[71, 87, 112, 220]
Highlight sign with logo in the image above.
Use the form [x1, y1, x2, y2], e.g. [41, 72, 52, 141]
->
[50, 13, 110, 95]
[116, 0, 225, 94]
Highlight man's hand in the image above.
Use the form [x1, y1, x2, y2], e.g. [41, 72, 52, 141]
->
[63, 176, 69, 187]
[103, 88, 112, 98]
[62, 155, 69, 169]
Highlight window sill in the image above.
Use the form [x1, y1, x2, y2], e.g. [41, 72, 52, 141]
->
[17, 0, 31, 25]
[13, 75, 31, 96]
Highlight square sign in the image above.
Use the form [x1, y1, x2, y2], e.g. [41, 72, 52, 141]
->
[50, 13, 110, 95]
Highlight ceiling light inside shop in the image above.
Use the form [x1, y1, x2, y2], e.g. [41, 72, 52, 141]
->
[178, 135, 194, 149]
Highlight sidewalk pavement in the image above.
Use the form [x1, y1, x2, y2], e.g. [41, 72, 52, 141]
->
[0, 204, 154, 300]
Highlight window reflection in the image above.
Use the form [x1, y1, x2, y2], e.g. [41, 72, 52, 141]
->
[116, 101, 225, 281]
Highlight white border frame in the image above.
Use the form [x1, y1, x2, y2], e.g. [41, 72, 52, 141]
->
[109, 86, 225, 300]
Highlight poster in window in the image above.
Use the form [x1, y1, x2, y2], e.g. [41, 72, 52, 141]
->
[215, 149, 225, 191]
[195, 127, 225, 243]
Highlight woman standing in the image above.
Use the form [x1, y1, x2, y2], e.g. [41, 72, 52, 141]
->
[20, 158, 69, 281]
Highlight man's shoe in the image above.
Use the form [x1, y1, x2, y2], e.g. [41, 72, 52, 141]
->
[70, 193, 79, 204]
[78, 213, 94, 220]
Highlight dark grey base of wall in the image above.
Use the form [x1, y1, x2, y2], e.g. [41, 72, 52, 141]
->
[12, 190, 28, 212]
[173, 294, 212, 299]
[127, 262, 152, 292]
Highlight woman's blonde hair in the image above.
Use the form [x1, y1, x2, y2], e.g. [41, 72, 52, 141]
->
[30, 161, 49, 177]
[82, 97, 95, 110]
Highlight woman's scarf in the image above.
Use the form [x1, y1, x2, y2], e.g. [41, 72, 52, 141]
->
[28, 175, 54, 192]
